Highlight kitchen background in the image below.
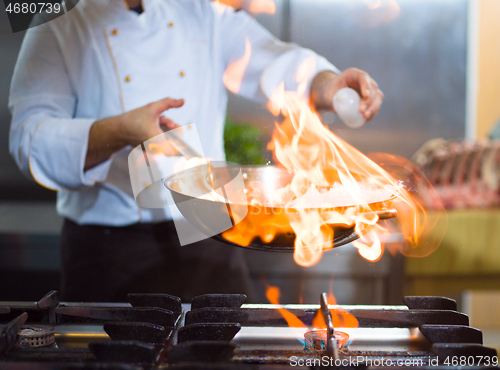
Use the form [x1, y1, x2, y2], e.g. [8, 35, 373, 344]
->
[0, 0, 500, 349]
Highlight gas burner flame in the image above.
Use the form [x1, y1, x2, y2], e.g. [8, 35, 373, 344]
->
[266, 285, 306, 328]
[312, 289, 359, 329]
[265, 285, 358, 349]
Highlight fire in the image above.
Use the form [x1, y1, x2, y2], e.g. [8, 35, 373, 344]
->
[353, 224, 387, 262]
[312, 290, 359, 329]
[266, 285, 357, 350]
[223, 38, 251, 94]
[215, 0, 276, 15]
[222, 57, 446, 266]
[268, 90, 405, 266]
[222, 206, 293, 246]
[265, 285, 306, 328]
[215, 0, 244, 9]
[247, 0, 276, 15]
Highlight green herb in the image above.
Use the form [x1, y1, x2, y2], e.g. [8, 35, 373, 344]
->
[224, 117, 267, 165]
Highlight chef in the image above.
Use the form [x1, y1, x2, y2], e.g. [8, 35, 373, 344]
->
[9, 0, 383, 302]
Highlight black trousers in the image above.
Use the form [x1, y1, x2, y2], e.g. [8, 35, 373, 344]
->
[60, 219, 255, 302]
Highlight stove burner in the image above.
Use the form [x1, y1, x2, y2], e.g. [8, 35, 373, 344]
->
[16, 326, 55, 348]
[303, 329, 350, 351]
[1, 291, 499, 369]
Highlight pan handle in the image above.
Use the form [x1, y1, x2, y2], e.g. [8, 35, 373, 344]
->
[374, 209, 397, 220]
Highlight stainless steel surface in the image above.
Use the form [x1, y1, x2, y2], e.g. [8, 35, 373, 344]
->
[232, 326, 429, 352]
[291, 0, 467, 158]
[228, 303, 429, 353]
[165, 165, 397, 252]
[54, 324, 110, 347]
[242, 304, 409, 311]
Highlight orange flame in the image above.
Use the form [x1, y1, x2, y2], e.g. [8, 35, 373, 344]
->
[312, 290, 359, 329]
[223, 38, 251, 94]
[298, 282, 305, 304]
[222, 57, 446, 266]
[353, 224, 387, 262]
[247, 0, 276, 15]
[215, 0, 276, 15]
[270, 90, 403, 266]
[265, 285, 306, 328]
[222, 206, 294, 246]
[215, 0, 244, 9]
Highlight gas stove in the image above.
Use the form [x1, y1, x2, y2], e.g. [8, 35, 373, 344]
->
[0, 291, 498, 369]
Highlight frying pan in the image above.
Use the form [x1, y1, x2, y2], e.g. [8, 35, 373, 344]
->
[164, 164, 397, 252]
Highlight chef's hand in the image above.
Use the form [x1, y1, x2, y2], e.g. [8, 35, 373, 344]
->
[118, 98, 184, 147]
[310, 68, 384, 120]
[85, 97, 184, 171]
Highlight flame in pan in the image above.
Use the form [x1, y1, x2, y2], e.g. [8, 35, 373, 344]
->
[222, 56, 446, 266]
[267, 85, 402, 267]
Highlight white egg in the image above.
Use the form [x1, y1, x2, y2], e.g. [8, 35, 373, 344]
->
[333, 87, 366, 128]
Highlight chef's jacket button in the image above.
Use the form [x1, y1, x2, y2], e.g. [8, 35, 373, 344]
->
[179, 71, 185, 77]
[125, 75, 131, 82]
[112, 29, 118, 36]
[169, 22, 174, 27]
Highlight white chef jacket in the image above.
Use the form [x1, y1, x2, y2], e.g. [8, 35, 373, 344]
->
[9, 0, 338, 226]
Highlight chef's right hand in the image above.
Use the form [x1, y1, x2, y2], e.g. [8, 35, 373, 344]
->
[85, 97, 184, 171]
[118, 97, 184, 147]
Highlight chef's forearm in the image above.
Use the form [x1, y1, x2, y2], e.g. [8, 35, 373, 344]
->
[310, 70, 338, 110]
[84, 116, 127, 171]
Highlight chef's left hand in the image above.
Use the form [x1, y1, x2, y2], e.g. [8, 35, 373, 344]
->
[310, 68, 384, 121]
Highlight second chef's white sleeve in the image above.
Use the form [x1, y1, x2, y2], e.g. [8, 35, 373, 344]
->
[8, 23, 112, 191]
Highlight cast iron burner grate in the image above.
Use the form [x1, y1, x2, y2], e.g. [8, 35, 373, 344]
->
[0, 291, 498, 369]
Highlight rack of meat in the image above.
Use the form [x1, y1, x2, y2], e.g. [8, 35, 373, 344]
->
[412, 139, 500, 209]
